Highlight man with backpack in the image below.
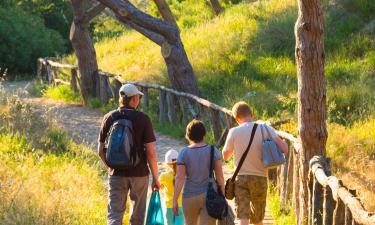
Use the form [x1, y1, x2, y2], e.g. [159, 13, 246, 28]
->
[222, 101, 288, 225]
[97, 83, 160, 225]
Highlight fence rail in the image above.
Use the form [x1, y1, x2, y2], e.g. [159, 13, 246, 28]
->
[37, 57, 375, 225]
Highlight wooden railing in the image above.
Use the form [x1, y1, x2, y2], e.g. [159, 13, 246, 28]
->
[37, 58, 375, 225]
[310, 156, 375, 225]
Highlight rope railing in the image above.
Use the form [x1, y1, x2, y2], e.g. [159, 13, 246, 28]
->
[36, 57, 375, 224]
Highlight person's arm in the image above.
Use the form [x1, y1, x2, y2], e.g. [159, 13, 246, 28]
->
[145, 142, 160, 190]
[266, 125, 289, 154]
[173, 165, 186, 216]
[273, 135, 289, 154]
[214, 159, 225, 195]
[223, 129, 234, 161]
[98, 142, 109, 168]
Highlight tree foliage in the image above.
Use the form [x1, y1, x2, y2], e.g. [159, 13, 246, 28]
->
[0, 7, 65, 74]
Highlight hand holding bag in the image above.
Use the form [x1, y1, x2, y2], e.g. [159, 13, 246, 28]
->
[146, 191, 164, 225]
[224, 124, 258, 200]
[206, 145, 228, 220]
[261, 124, 286, 168]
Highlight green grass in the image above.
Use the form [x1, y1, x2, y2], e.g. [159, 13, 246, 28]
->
[43, 84, 82, 103]
[268, 186, 296, 224]
[0, 90, 112, 224]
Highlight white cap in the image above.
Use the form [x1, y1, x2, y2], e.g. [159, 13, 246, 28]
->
[119, 84, 144, 97]
[165, 150, 179, 164]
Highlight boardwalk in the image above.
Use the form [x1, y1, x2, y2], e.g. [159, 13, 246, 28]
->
[2, 81, 275, 225]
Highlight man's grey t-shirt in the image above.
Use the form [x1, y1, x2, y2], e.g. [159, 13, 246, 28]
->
[177, 145, 222, 198]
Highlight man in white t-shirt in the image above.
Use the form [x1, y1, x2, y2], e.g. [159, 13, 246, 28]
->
[223, 101, 288, 225]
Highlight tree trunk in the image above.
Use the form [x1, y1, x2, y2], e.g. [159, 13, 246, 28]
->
[152, 0, 178, 26]
[209, 0, 222, 15]
[98, 0, 200, 96]
[70, 0, 101, 105]
[295, 0, 327, 223]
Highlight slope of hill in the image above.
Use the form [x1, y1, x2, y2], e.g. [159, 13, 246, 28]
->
[63, 0, 375, 210]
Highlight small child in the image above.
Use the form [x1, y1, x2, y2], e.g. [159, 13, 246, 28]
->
[160, 150, 184, 225]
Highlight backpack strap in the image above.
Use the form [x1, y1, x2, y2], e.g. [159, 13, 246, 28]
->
[209, 145, 215, 179]
[230, 123, 258, 181]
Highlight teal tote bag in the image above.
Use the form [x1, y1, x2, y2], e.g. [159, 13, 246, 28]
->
[146, 191, 164, 225]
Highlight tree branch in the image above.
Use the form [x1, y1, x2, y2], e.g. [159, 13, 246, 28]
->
[97, 0, 179, 42]
[121, 19, 165, 45]
[83, 3, 106, 23]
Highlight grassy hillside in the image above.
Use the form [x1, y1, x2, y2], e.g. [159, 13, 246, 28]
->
[62, 0, 375, 210]
[0, 90, 111, 224]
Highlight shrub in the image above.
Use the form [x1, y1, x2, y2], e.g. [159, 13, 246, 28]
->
[43, 85, 82, 103]
[0, 7, 65, 75]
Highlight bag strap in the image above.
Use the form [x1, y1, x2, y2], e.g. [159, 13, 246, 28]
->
[209, 145, 215, 178]
[231, 123, 258, 180]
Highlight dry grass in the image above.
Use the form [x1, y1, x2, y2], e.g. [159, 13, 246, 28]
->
[327, 120, 375, 211]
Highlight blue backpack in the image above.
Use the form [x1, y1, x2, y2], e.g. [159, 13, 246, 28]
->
[105, 110, 140, 170]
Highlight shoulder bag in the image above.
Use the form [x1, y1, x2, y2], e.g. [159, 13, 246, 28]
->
[206, 145, 228, 220]
[224, 123, 258, 200]
[261, 124, 286, 168]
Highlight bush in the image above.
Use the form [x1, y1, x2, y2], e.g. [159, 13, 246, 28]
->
[43, 85, 82, 103]
[0, 7, 65, 75]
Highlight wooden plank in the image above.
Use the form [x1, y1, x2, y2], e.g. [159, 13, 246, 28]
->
[159, 90, 168, 122]
[46, 60, 78, 69]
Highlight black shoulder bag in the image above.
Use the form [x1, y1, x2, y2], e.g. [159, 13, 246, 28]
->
[224, 123, 258, 200]
[206, 145, 228, 220]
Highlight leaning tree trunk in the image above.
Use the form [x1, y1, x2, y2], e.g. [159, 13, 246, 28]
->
[97, 0, 200, 96]
[294, 0, 327, 224]
[70, 0, 103, 105]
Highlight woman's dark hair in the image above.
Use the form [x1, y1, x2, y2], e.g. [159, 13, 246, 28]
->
[185, 119, 206, 143]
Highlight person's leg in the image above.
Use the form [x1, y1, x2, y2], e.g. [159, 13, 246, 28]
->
[128, 176, 149, 225]
[108, 176, 129, 225]
[198, 194, 216, 225]
[248, 176, 267, 225]
[174, 207, 185, 225]
[235, 175, 251, 225]
[182, 195, 201, 225]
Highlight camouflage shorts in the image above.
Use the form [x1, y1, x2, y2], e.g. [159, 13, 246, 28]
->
[234, 175, 268, 223]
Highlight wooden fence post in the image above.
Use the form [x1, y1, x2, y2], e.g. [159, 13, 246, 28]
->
[52, 67, 59, 86]
[345, 189, 356, 225]
[70, 68, 79, 93]
[333, 181, 345, 225]
[46, 64, 52, 85]
[141, 87, 149, 108]
[178, 98, 189, 124]
[37, 58, 43, 81]
[293, 151, 301, 224]
[99, 75, 109, 104]
[323, 159, 334, 225]
[208, 108, 221, 143]
[113, 79, 122, 103]
[312, 176, 324, 225]
[159, 90, 168, 122]
[166, 92, 178, 124]
[279, 147, 291, 212]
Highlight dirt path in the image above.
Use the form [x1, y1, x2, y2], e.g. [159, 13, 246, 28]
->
[1, 81, 274, 225]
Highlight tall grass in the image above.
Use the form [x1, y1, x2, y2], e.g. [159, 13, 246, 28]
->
[0, 90, 109, 224]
